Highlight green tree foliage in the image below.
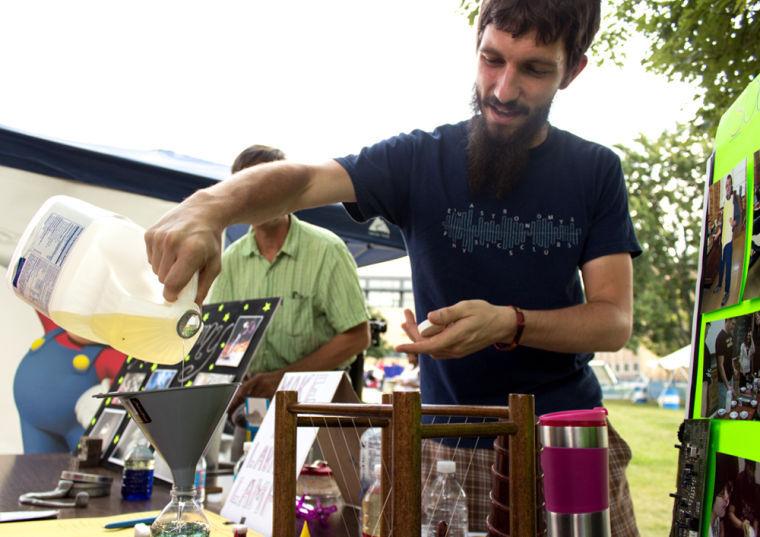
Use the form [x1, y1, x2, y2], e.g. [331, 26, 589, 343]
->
[595, 0, 760, 134]
[618, 127, 710, 355]
[460, 0, 480, 25]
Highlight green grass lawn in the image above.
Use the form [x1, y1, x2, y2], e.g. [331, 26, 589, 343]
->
[605, 400, 684, 537]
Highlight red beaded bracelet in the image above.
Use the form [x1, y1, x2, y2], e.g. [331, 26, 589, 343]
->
[494, 305, 525, 351]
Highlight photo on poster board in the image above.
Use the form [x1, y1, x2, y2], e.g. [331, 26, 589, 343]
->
[194, 372, 235, 386]
[108, 418, 148, 466]
[89, 408, 126, 456]
[145, 369, 177, 391]
[112, 372, 147, 405]
[215, 315, 264, 368]
[701, 159, 747, 312]
[710, 452, 760, 537]
[701, 312, 760, 419]
[81, 298, 280, 467]
[743, 149, 760, 300]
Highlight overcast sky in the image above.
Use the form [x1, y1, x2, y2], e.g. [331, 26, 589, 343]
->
[1, 0, 699, 164]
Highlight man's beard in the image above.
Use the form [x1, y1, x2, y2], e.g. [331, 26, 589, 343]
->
[467, 88, 552, 199]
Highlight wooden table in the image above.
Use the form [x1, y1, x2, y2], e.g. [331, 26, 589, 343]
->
[0, 453, 171, 519]
[0, 453, 360, 535]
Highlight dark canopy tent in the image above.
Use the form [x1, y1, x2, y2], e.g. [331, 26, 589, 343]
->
[0, 124, 406, 267]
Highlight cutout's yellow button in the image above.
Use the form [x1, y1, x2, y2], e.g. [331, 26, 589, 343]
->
[72, 354, 91, 371]
[30, 337, 45, 351]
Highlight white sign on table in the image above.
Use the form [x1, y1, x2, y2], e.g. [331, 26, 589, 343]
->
[221, 371, 361, 536]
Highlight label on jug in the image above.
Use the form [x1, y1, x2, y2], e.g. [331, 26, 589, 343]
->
[12, 212, 84, 314]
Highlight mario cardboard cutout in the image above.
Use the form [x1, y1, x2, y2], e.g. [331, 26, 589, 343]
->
[13, 312, 126, 453]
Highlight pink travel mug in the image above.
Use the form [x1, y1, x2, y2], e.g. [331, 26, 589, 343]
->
[538, 408, 611, 537]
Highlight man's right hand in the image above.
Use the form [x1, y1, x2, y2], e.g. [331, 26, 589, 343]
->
[145, 160, 356, 304]
[144, 190, 224, 304]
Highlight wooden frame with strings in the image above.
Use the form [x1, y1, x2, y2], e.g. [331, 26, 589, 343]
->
[273, 390, 538, 537]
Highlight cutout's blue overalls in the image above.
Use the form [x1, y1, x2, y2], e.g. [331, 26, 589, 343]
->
[14, 327, 106, 453]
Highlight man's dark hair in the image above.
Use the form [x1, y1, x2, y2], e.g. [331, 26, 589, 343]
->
[231, 144, 286, 173]
[476, 0, 601, 71]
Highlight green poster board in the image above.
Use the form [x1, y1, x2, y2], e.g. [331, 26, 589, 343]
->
[690, 74, 760, 535]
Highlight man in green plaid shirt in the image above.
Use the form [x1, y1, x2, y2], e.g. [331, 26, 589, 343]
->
[210, 145, 370, 404]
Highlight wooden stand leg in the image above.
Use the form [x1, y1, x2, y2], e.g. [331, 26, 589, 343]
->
[381, 393, 393, 537]
[392, 390, 421, 537]
[508, 393, 537, 537]
[273, 390, 298, 537]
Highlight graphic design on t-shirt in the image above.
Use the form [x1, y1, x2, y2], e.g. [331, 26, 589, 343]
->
[442, 205, 582, 254]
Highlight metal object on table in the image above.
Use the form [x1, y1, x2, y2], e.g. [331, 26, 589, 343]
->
[76, 436, 102, 468]
[18, 470, 113, 509]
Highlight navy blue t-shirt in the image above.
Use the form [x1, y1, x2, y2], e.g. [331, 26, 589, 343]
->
[336, 120, 641, 438]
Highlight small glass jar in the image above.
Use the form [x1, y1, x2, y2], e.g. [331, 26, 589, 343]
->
[295, 461, 344, 526]
[151, 486, 209, 537]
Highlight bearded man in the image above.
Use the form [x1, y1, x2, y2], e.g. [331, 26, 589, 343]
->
[145, 0, 641, 534]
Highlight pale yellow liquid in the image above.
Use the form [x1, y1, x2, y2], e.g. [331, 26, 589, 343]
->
[51, 311, 193, 365]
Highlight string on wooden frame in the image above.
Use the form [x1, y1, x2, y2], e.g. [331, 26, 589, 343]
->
[421, 414, 488, 533]
[361, 413, 394, 537]
[307, 414, 357, 536]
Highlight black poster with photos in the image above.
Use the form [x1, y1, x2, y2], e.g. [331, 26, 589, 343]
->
[82, 297, 280, 472]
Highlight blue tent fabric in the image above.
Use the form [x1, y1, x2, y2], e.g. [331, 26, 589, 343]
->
[0, 124, 216, 201]
[0, 124, 406, 266]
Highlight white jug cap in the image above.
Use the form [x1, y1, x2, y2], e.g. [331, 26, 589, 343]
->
[437, 460, 455, 474]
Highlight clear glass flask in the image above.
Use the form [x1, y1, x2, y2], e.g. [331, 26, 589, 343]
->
[150, 486, 210, 537]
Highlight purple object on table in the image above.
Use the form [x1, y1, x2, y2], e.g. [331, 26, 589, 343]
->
[295, 496, 338, 525]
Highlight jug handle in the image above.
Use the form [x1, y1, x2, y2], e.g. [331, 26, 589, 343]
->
[175, 272, 200, 306]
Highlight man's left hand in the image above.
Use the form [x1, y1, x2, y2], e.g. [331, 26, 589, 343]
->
[395, 300, 514, 358]
[229, 370, 284, 413]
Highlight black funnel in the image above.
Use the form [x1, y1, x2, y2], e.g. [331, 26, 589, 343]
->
[99, 383, 239, 489]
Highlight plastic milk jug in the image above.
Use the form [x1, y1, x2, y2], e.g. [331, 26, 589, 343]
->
[6, 195, 202, 364]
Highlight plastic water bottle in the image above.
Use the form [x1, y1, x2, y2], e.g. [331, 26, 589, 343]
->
[421, 460, 468, 537]
[194, 455, 207, 504]
[7, 195, 202, 364]
[360, 428, 381, 497]
[361, 464, 383, 537]
[233, 441, 252, 480]
[121, 441, 155, 501]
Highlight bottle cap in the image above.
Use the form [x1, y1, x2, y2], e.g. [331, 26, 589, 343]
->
[538, 407, 608, 427]
[300, 460, 333, 476]
[436, 460, 455, 474]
